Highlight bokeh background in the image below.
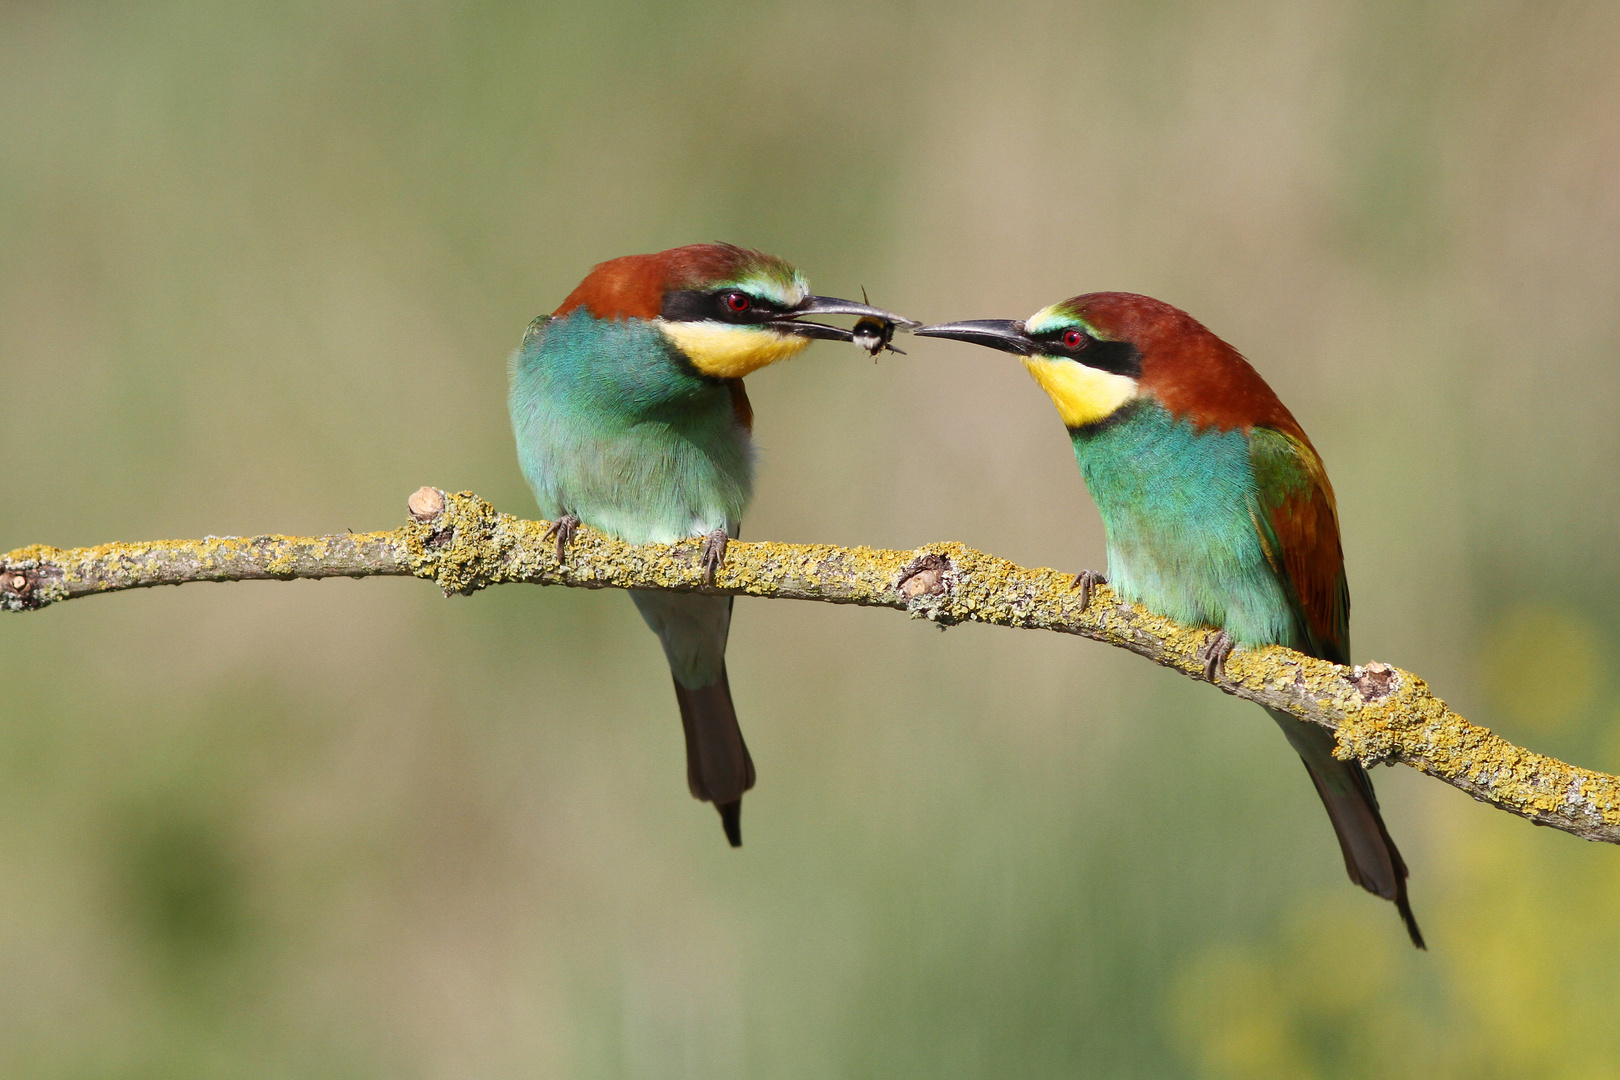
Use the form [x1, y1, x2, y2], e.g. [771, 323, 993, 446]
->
[4, 1, 1620, 1076]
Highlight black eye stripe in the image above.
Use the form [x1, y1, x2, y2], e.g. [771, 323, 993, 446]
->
[1082, 339, 1143, 377]
[1032, 328, 1141, 378]
[660, 288, 786, 324]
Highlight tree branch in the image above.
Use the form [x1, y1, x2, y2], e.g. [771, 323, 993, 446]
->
[6, 487, 1618, 844]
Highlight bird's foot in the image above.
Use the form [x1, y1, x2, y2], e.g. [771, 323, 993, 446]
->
[700, 528, 730, 585]
[1199, 629, 1234, 682]
[542, 513, 581, 563]
[1070, 569, 1107, 611]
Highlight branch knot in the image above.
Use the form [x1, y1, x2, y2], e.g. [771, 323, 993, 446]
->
[403, 489, 508, 595]
[897, 551, 955, 622]
[0, 558, 60, 612]
[1349, 661, 1400, 701]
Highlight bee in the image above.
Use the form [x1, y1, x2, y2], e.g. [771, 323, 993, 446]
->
[851, 288, 906, 358]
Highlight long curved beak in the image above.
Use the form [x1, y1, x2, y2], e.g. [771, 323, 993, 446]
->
[912, 319, 1035, 355]
[797, 296, 919, 324]
[770, 295, 919, 341]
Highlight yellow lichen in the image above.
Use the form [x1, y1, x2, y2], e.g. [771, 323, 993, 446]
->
[8, 487, 1620, 842]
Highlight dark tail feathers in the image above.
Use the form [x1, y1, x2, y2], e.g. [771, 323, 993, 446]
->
[1271, 710, 1424, 949]
[1300, 757, 1425, 949]
[672, 664, 756, 847]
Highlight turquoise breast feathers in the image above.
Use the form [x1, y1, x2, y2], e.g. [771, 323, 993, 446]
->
[508, 309, 754, 544]
[1073, 401, 1301, 651]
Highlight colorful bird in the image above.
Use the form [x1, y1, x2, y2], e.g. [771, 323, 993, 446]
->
[509, 244, 911, 847]
[915, 293, 1424, 948]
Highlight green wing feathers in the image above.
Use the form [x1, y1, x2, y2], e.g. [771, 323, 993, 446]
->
[1247, 427, 1350, 664]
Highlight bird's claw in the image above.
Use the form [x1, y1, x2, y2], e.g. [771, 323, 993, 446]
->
[1200, 629, 1234, 682]
[1070, 569, 1107, 611]
[542, 513, 581, 563]
[700, 528, 730, 585]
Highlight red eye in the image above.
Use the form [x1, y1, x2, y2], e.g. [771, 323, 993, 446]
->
[725, 292, 751, 314]
[1062, 329, 1086, 350]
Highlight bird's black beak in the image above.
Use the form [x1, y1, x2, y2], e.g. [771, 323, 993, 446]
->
[911, 319, 1036, 355]
[770, 295, 918, 341]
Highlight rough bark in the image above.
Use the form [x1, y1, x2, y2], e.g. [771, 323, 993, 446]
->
[6, 487, 1617, 844]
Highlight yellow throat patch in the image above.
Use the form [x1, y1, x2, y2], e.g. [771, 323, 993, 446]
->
[661, 322, 811, 379]
[1021, 355, 1138, 429]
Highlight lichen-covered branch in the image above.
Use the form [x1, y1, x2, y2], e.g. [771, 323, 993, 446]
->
[6, 487, 1619, 844]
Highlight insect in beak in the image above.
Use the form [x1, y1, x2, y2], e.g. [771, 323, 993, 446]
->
[769, 289, 915, 354]
[850, 289, 906, 358]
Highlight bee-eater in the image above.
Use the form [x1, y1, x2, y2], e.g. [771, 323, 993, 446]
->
[915, 293, 1423, 947]
[509, 244, 910, 847]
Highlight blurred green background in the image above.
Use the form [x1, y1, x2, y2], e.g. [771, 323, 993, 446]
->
[4, 1, 1620, 1076]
